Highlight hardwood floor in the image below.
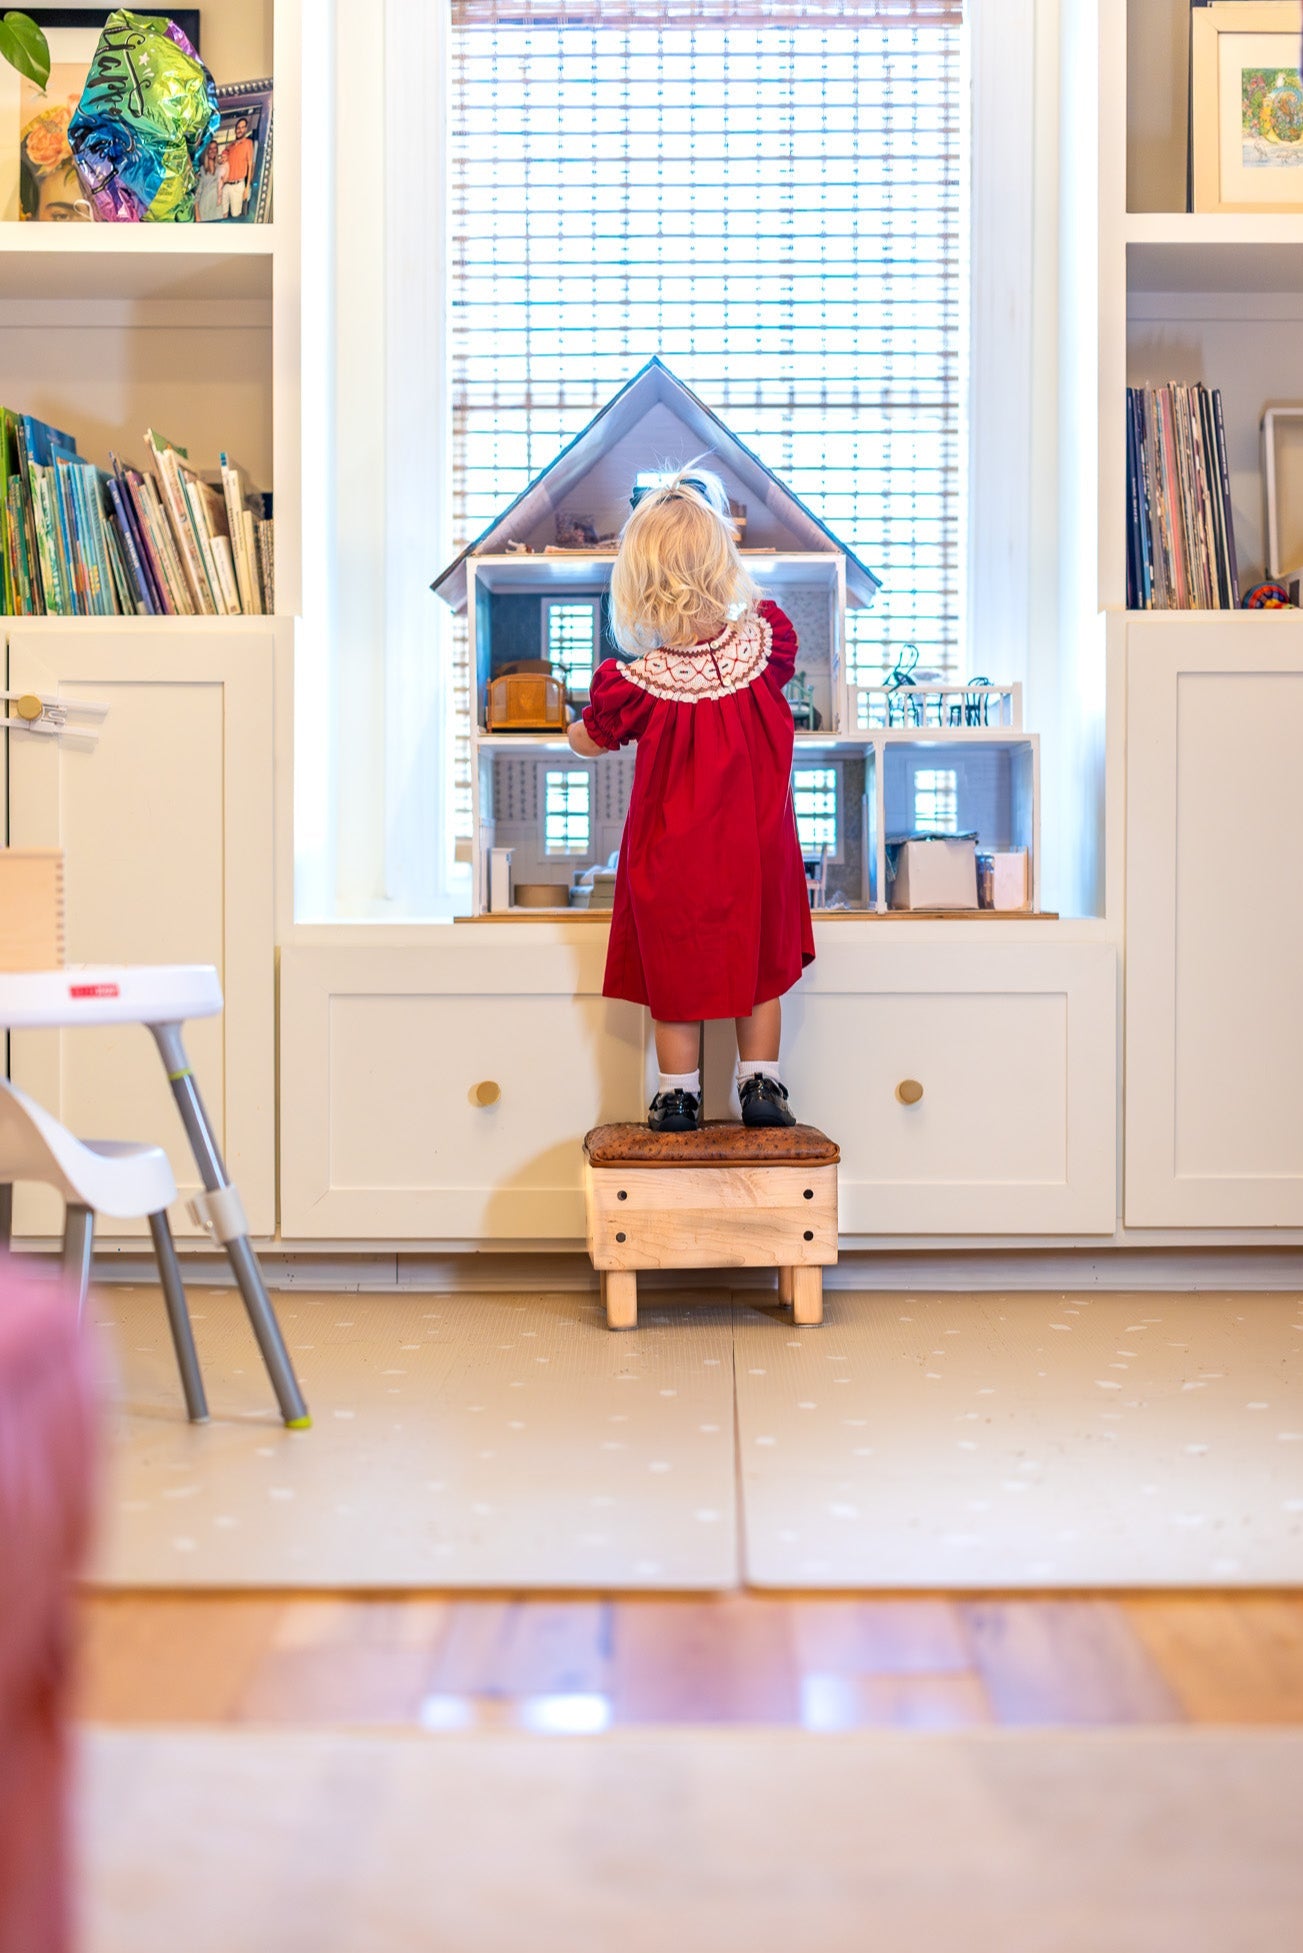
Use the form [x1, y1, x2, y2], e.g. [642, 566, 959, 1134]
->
[77, 1592, 1303, 1730]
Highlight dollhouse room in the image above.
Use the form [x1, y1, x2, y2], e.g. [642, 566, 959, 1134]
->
[1, 1, 1302, 1948]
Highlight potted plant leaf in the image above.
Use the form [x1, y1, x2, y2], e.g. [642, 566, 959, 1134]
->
[0, 11, 49, 87]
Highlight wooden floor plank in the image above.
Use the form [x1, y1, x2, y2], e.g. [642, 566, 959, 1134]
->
[235, 1600, 452, 1724]
[425, 1599, 612, 1699]
[790, 1599, 972, 1676]
[958, 1600, 1186, 1727]
[1123, 1597, 1303, 1722]
[610, 1595, 798, 1724]
[76, 1596, 284, 1724]
[77, 1593, 1303, 1730]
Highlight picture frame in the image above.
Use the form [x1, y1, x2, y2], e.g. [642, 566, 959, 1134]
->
[1191, 2, 1303, 212]
[0, 9, 202, 222]
[198, 79, 272, 224]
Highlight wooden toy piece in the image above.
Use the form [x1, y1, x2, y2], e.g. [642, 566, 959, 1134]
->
[486, 661, 569, 732]
[0, 849, 65, 972]
[583, 1121, 840, 1331]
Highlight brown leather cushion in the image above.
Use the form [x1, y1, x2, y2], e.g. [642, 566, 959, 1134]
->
[584, 1120, 840, 1168]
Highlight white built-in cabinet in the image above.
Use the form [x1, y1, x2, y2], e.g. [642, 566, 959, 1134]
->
[1124, 614, 1303, 1227]
[279, 933, 1117, 1242]
[5, 622, 282, 1239]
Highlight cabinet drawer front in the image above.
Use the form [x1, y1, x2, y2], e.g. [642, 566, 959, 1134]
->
[785, 942, 1117, 1235]
[280, 946, 647, 1239]
[586, 1164, 837, 1269]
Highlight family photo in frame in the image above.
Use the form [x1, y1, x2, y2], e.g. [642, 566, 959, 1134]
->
[198, 80, 273, 224]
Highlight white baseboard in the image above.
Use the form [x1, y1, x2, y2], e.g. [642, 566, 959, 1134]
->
[67, 1244, 1303, 1293]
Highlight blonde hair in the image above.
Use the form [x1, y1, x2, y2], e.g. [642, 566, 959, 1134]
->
[608, 467, 760, 657]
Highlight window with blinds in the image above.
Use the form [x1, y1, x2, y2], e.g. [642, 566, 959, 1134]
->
[449, 0, 965, 837]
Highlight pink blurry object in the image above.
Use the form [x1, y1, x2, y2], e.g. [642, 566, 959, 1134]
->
[0, 1256, 98, 1953]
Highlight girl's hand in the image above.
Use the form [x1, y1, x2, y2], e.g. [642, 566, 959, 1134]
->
[568, 719, 603, 758]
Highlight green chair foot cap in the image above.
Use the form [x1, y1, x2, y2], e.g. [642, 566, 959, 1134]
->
[286, 1415, 312, 1430]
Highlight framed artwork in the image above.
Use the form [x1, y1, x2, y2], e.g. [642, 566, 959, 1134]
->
[0, 9, 201, 222]
[1192, 2, 1303, 212]
[198, 79, 272, 223]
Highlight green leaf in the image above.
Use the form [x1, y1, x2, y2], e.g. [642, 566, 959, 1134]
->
[0, 13, 51, 90]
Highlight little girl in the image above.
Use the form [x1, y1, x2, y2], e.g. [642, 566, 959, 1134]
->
[567, 469, 814, 1132]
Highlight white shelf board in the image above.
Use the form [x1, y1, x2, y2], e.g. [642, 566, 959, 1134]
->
[469, 550, 843, 594]
[1126, 214, 1303, 295]
[0, 224, 275, 303]
[475, 726, 1036, 749]
[476, 731, 577, 750]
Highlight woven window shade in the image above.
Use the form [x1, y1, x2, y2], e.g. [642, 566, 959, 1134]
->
[449, 0, 965, 837]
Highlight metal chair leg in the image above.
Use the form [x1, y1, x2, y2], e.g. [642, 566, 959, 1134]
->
[61, 1203, 94, 1320]
[150, 1021, 310, 1429]
[147, 1209, 209, 1424]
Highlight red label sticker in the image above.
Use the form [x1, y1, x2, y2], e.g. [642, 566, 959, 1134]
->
[69, 983, 120, 1000]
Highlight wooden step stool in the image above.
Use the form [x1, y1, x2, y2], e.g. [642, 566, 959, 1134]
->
[583, 1121, 840, 1330]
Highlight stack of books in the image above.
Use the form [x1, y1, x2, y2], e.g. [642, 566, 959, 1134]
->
[1126, 384, 1240, 610]
[0, 413, 274, 617]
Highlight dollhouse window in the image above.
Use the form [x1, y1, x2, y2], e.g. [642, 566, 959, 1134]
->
[543, 769, 591, 855]
[793, 765, 840, 858]
[913, 767, 958, 834]
[543, 600, 600, 692]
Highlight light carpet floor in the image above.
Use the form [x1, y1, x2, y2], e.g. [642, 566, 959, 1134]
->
[92, 1288, 737, 1589]
[80, 1724, 1303, 1953]
[737, 1290, 1303, 1588]
[92, 1285, 1303, 1590]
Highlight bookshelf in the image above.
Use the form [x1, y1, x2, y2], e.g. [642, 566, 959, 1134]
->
[1, 0, 305, 1243]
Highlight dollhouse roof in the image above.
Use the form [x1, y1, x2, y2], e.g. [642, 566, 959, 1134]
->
[430, 356, 881, 612]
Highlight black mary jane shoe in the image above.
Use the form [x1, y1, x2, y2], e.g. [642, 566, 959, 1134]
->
[739, 1074, 796, 1128]
[647, 1089, 701, 1133]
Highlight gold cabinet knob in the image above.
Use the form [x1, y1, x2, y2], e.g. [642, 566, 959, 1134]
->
[470, 1080, 501, 1107]
[896, 1079, 924, 1106]
[15, 694, 43, 722]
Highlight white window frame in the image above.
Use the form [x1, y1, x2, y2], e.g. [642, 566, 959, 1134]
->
[306, 0, 1041, 922]
[541, 765, 593, 858]
[792, 760, 845, 865]
[911, 763, 960, 836]
[541, 597, 602, 694]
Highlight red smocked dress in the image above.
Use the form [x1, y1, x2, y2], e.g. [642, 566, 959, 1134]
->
[581, 599, 815, 1022]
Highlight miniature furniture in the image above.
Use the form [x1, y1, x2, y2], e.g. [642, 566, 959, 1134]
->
[0, 965, 309, 1429]
[0, 1261, 96, 1953]
[0, 1078, 208, 1423]
[583, 1121, 839, 1330]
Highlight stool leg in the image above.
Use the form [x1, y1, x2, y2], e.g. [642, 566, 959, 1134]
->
[777, 1266, 794, 1307]
[61, 1204, 94, 1320]
[791, 1266, 823, 1327]
[148, 1210, 209, 1424]
[602, 1269, 638, 1331]
[150, 1022, 309, 1429]
[0, 1182, 11, 1250]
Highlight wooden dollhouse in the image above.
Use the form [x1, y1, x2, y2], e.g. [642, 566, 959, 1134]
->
[432, 357, 1040, 916]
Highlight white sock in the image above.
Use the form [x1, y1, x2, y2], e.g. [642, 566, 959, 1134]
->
[737, 1058, 781, 1085]
[657, 1069, 700, 1098]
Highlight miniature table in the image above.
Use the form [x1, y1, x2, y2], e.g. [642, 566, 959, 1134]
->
[0, 965, 308, 1428]
[583, 1121, 840, 1330]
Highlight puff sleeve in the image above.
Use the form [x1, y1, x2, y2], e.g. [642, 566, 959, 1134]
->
[760, 600, 799, 691]
[582, 658, 656, 751]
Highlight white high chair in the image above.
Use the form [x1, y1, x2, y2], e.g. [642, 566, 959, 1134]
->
[0, 1077, 208, 1422]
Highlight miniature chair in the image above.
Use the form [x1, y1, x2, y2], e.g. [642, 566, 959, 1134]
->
[0, 1078, 207, 1423]
[583, 1120, 840, 1330]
